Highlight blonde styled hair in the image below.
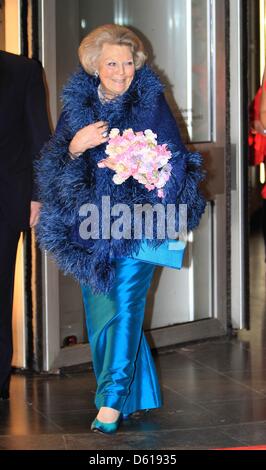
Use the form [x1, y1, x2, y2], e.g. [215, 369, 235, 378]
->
[78, 24, 147, 75]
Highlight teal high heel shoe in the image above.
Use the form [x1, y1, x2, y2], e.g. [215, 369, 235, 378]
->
[91, 414, 121, 434]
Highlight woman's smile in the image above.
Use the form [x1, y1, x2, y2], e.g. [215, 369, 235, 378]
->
[97, 43, 135, 97]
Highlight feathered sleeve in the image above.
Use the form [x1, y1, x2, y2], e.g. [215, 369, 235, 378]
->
[148, 93, 206, 232]
[35, 111, 99, 286]
[36, 111, 73, 205]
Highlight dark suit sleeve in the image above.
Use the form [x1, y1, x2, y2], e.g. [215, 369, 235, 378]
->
[25, 60, 51, 201]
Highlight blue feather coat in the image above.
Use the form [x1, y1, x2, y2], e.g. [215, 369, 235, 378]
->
[36, 65, 206, 293]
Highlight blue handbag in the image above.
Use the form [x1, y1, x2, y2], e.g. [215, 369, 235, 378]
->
[131, 239, 186, 269]
[71, 221, 186, 269]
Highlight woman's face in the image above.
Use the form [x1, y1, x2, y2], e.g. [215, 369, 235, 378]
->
[97, 43, 135, 97]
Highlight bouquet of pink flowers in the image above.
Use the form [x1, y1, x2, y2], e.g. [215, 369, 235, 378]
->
[97, 128, 172, 198]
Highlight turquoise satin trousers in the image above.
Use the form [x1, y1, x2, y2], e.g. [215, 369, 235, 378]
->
[81, 257, 162, 415]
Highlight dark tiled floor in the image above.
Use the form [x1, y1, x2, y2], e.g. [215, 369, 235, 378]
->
[0, 232, 265, 450]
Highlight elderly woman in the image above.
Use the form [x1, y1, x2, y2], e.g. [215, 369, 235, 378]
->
[37, 24, 206, 434]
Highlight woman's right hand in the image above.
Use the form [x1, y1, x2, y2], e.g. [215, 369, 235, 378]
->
[68, 121, 109, 155]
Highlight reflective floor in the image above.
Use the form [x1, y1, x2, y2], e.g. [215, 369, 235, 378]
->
[0, 232, 265, 450]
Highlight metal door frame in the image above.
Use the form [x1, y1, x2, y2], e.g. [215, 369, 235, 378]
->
[230, 0, 249, 330]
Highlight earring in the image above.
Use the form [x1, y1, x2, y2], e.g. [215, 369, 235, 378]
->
[94, 70, 99, 78]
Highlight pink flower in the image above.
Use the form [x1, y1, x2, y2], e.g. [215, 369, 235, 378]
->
[97, 128, 172, 197]
[113, 173, 130, 184]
